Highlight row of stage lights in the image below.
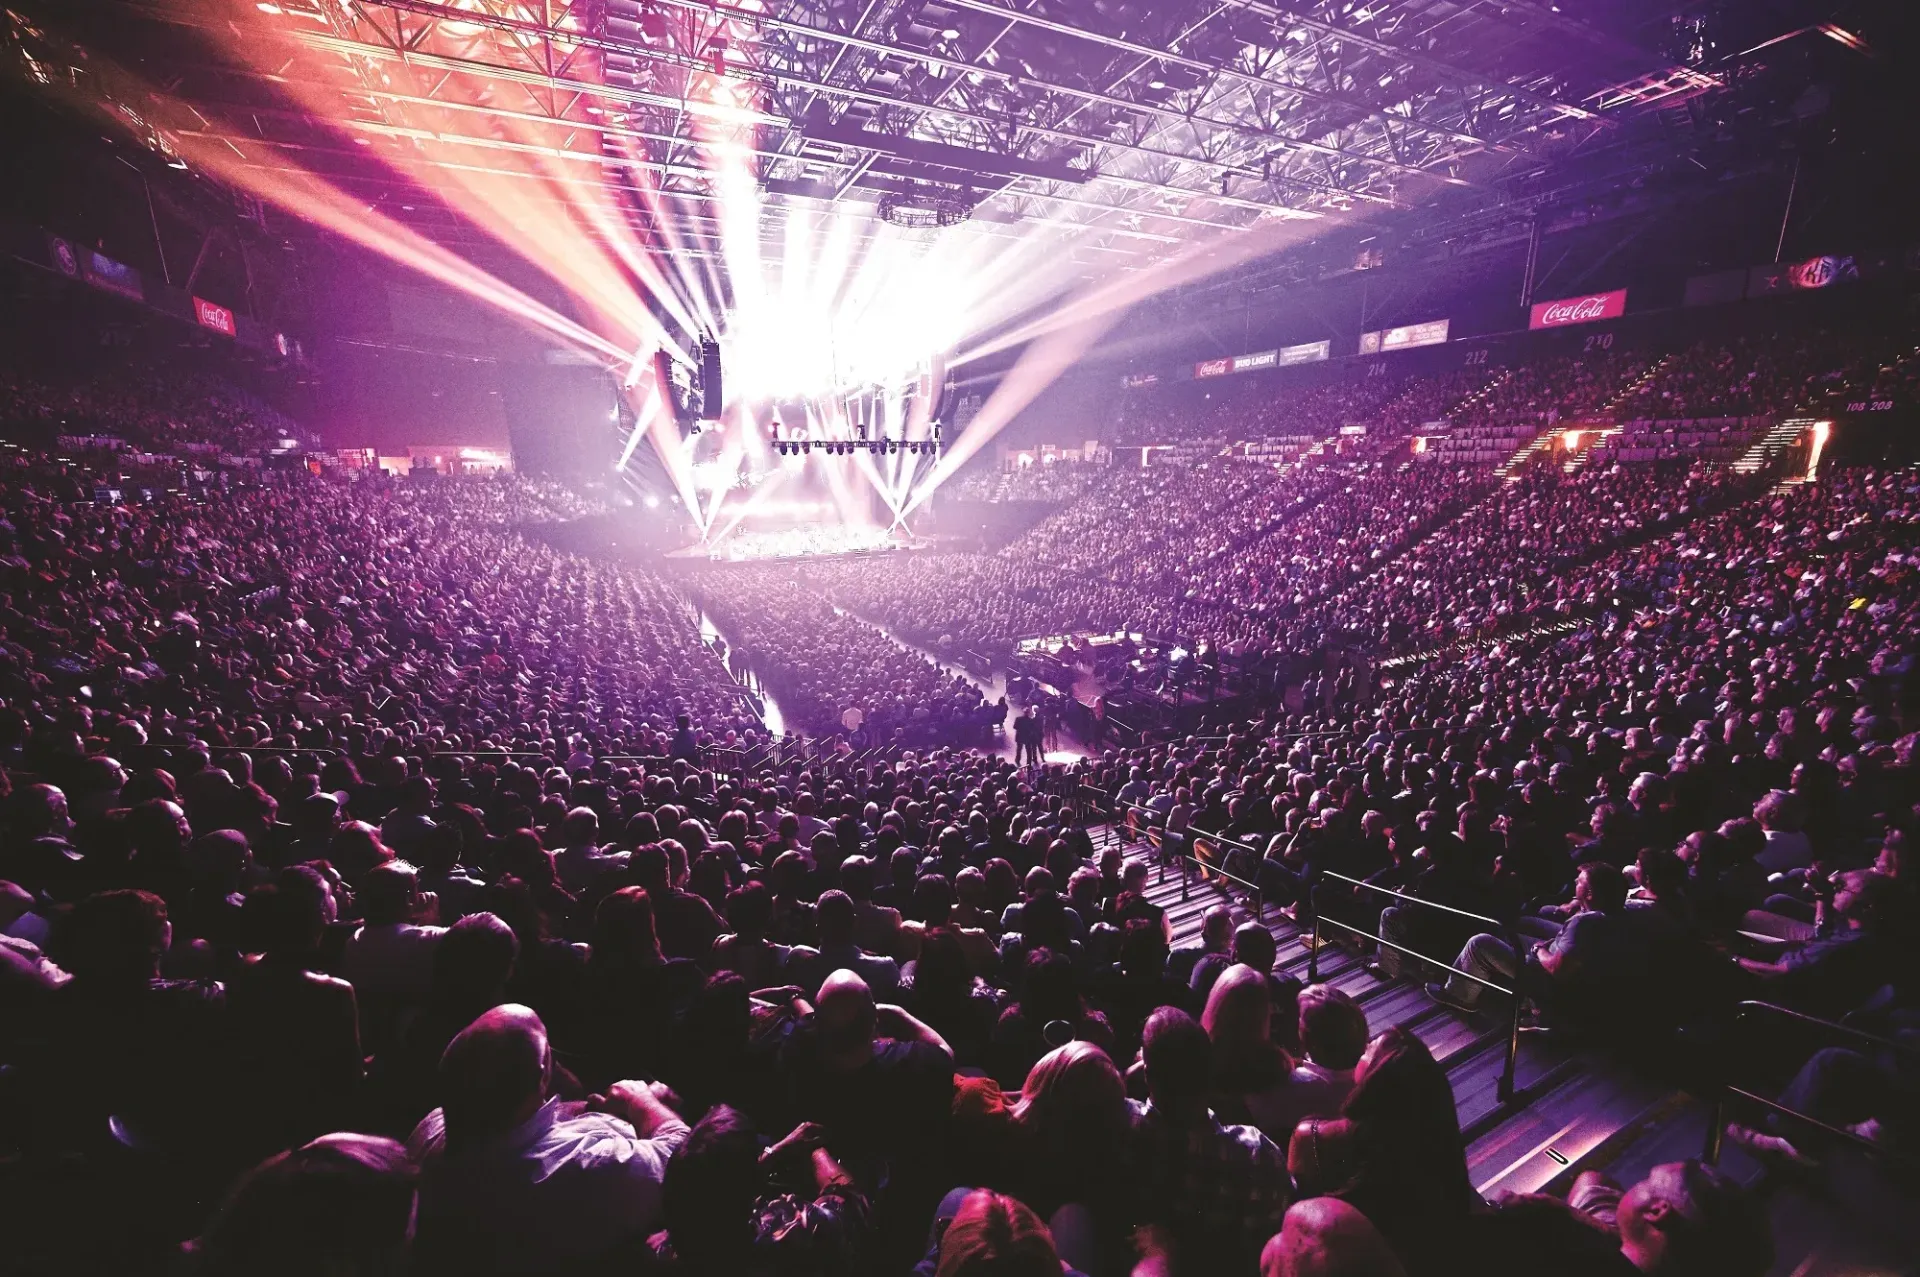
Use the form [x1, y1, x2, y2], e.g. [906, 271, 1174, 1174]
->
[773, 439, 941, 456]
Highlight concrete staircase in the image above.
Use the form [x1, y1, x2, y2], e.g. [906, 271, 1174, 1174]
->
[1733, 418, 1816, 475]
[1440, 369, 1513, 425]
[1092, 823, 1920, 1272]
[1095, 825, 1683, 1197]
[1560, 427, 1618, 474]
[1600, 352, 1674, 417]
[1493, 427, 1560, 480]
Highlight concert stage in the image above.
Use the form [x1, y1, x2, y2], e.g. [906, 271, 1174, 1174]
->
[667, 523, 928, 564]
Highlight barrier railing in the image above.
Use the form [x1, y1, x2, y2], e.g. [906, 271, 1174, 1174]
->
[1309, 870, 1522, 1103]
[1114, 799, 1266, 916]
[196, 745, 340, 758]
[1072, 782, 1113, 828]
[1703, 1000, 1919, 1166]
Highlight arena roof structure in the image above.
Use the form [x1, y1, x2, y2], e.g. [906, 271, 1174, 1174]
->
[16, 0, 1737, 269]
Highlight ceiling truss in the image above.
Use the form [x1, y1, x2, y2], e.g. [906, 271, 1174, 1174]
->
[15, 0, 1712, 267]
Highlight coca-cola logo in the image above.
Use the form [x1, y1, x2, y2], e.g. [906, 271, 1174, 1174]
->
[1543, 296, 1609, 323]
[1530, 288, 1626, 330]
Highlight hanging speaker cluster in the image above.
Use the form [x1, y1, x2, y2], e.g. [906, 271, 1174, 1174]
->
[696, 332, 724, 419]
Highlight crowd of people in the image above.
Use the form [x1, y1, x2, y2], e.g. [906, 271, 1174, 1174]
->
[785, 451, 1777, 676]
[0, 357, 310, 456]
[950, 461, 1103, 504]
[1110, 369, 1412, 445]
[2, 312, 1917, 1277]
[692, 566, 1001, 745]
[1612, 330, 1878, 424]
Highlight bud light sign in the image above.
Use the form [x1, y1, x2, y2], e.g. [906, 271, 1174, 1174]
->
[1529, 289, 1627, 330]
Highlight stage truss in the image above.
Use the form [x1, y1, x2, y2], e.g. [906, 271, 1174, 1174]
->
[21, 0, 1717, 271]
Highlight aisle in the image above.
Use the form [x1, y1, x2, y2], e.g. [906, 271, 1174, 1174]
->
[697, 608, 786, 738]
[832, 603, 1087, 765]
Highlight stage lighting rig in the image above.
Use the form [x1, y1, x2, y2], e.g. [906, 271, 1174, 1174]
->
[878, 183, 975, 229]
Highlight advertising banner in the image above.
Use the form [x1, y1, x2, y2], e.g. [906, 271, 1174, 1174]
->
[1278, 339, 1331, 366]
[1749, 255, 1860, 297]
[194, 297, 237, 337]
[1193, 357, 1233, 379]
[46, 234, 81, 279]
[1377, 319, 1450, 352]
[81, 250, 144, 301]
[1529, 288, 1627, 330]
[1230, 349, 1278, 373]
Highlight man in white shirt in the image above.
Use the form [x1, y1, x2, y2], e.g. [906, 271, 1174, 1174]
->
[408, 1004, 690, 1274]
[552, 807, 630, 893]
[1753, 790, 1814, 874]
[342, 860, 447, 1000]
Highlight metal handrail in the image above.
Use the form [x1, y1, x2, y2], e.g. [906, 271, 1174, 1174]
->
[1732, 1000, 1916, 1056]
[1310, 916, 1517, 1000]
[1309, 870, 1523, 1104]
[1113, 798, 1265, 912]
[196, 745, 340, 757]
[1316, 870, 1506, 932]
[1704, 1000, 1920, 1165]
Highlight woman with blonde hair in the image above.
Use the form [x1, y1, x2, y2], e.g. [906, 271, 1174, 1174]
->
[989, 1041, 1132, 1275]
[1201, 962, 1306, 1142]
[1011, 1039, 1130, 1162]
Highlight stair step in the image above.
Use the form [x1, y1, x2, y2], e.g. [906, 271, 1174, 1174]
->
[1110, 840, 1677, 1217]
[1467, 1067, 1679, 1196]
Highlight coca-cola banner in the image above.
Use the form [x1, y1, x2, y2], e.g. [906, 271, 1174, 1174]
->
[194, 296, 237, 337]
[1529, 288, 1627, 330]
[1193, 357, 1233, 379]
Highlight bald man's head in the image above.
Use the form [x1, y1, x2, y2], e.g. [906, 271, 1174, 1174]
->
[1261, 1198, 1406, 1277]
[814, 969, 876, 1070]
[1233, 921, 1277, 975]
[439, 1004, 551, 1149]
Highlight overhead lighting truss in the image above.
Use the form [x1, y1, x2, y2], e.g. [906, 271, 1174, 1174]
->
[25, 0, 1719, 265]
